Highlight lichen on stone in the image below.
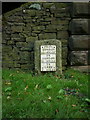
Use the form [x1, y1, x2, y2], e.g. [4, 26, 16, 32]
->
[29, 3, 41, 10]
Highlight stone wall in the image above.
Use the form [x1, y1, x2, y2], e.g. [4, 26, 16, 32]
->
[2, 2, 71, 71]
[68, 3, 90, 72]
[2, 2, 90, 72]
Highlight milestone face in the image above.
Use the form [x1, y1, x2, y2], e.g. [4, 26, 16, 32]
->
[41, 45, 56, 71]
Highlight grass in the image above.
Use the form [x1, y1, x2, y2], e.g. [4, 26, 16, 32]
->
[2, 68, 90, 119]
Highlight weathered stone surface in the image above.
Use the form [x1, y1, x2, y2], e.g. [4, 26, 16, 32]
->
[45, 24, 68, 32]
[13, 61, 20, 68]
[57, 31, 69, 39]
[23, 10, 36, 16]
[39, 21, 51, 25]
[2, 54, 14, 68]
[55, 3, 68, 9]
[45, 25, 57, 32]
[39, 33, 56, 40]
[23, 17, 32, 23]
[29, 3, 41, 10]
[20, 51, 30, 61]
[69, 19, 90, 35]
[16, 42, 33, 51]
[2, 45, 12, 52]
[11, 26, 23, 33]
[69, 51, 88, 66]
[21, 64, 31, 70]
[8, 16, 23, 22]
[71, 3, 90, 17]
[62, 47, 68, 59]
[36, 11, 46, 16]
[32, 26, 45, 31]
[16, 42, 27, 48]
[12, 47, 20, 60]
[26, 36, 38, 42]
[61, 39, 68, 47]
[2, 33, 10, 44]
[54, 12, 70, 18]
[69, 35, 90, 50]
[62, 59, 67, 65]
[70, 66, 90, 73]
[23, 26, 32, 31]
[44, 18, 52, 22]
[31, 33, 38, 37]
[30, 52, 34, 61]
[2, 33, 10, 40]
[7, 40, 15, 45]
[51, 19, 69, 25]
[43, 3, 54, 9]
[22, 31, 31, 37]
[7, 47, 20, 61]
[11, 33, 26, 42]
[32, 31, 41, 34]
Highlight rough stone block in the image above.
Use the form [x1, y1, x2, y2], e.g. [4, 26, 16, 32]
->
[11, 33, 20, 41]
[22, 31, 32, 37]
[54, 12, 70, 18]
[13, 61, 20, 68]
[69, 51, 88, 66]
[57, 31, 69, 39]
[7, 40, 15, 45]
[20, 51, 30, 61]
[62, 47, 68, 59]
[55, 3, 68, 9]
[62, 59, 67, 65]
[44, 18, 52, 22]
[43, 3, 54, 9]
[70, 66, 90, 73]
[39, 33, 56, 40]
[45, 24, 68, 31]
[2, 33, 10, 41]
[8, 16, 23, 22]
[16, 42, 27, 48]
[32, 26, 45, 31]
[36, 11, 45, 16]
[69, 35, 90, 50]
[2, 45, 12, 52]
[26, 36, 38, 42]
[2, 59, 14, 68]
[31, 33, 38, 37]
[51, 19, 69, 25]
[39, 21, 51, 25]
[32, 31, 41, 34]
[23, 26, 32, 31]
[71, 3, 90, 17]
[11, 26, 23, 33]
[16, 42, 33, 51]
[69, 19, 90, 35]
[45, 25, 57, 32]
[23, 17, 32, 23]
[21, 64, 31, 70]
[12, 47, 20, 60]
[61, 39, 68, 47]
[23, 10, 36, 17]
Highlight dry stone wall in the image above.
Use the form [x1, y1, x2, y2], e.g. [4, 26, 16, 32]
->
[2, 2, 90, 72]
[2, 2, 71, 71]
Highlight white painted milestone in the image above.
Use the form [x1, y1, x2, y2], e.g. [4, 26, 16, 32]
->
[41, 45, 56, 71]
